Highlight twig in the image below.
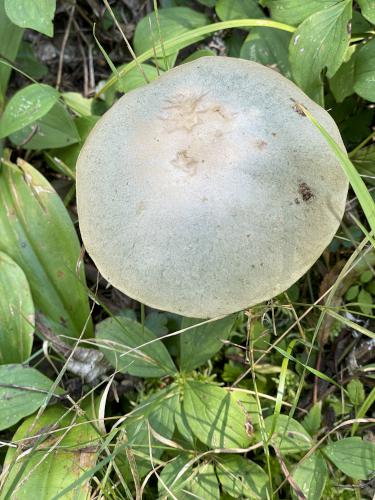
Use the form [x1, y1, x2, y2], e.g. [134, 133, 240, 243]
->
[56, 3, 76, 90]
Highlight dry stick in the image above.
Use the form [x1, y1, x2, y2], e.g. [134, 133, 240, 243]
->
[273, 447, 306, 500]
[56, 3, 76, 90]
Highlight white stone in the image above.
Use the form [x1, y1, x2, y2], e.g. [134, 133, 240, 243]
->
[76, 57, 348, 318]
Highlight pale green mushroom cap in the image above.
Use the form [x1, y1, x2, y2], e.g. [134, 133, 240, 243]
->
[76, 56, 348, 318]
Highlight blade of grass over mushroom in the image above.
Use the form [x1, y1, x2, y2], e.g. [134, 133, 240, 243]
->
[298, 104, 375, 234]
[97, 18, 295, 97]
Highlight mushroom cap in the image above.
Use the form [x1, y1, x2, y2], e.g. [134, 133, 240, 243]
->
[76, 57, 348, 318]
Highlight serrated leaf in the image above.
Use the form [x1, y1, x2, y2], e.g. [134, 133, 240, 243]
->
[96, 316, 176, 377]
[215, 0, 264, 23]
[0, 364, 63, 430]
[357, 0, 375, 24]
[353, 38, 375, 103]
[324, 437, 375, 480]
[1, 405, 99, 499]
[264, 414, 312, 455]
[266, 0, 339, 25]
[179, 315, 235, 372]
[9, 101, 80, 150]
[216, 455, 269, 499]
[0, 159, 93, 338]
[0, 0, 23, 107]
[183, 381, 256, 449]
[4, 0, 56, 37]
[0, 84, 59, 138]
[133, 7, 209, 69]
[347, 379, 365, 406]
[301, 401, 322, 435]
[289, 0, 352, 104]
[240, 27, 291, 76]
[292, 452, 328, 500]
[0, 252, 34, 364]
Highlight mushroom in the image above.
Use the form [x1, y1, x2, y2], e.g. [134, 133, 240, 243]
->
[76, 57, 348, 318]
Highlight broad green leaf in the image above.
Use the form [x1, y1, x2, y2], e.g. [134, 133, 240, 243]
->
[216, 455, 269, 499]
[179, 315, 235, 372]
[181, 49, 216, 64]
[159, 454, 194, 495]
[357, 0, 375, 23]
[353, 38, 375, 103]
[50, 115, 99, 171]
[358, 288, 373, 314]
[183, 381, 256, 449]
[352, 144, 375, 187]
[159, 458, 220, 499]
[0, 84, 59, 138]
[1, 405, 99, 499]
[15, 41, 48, 80]
[116, 63, 161, 94]
[9, 101, 80, 150]
[0, 0, 23, 107]
[266, 0, 339, 26]
[329, 55, 355, 103]
[134, 7, 209, 69]
[62, 92, 93, 116]
[118, 386, 178, 478]
[0, 159, 93, 338]
[346, 285, 360, 301]
[240, 27, 291, 77]
[264, 414, 312, 454]
[301, 401, 322, 435]
[182, 462, 220, 500]
[215, 0, 264, 23]
[347, 379, 365, 406]
[96, 316, 176, 377]
[289, 0, 352, 104]
[292, 452, 328, 500]
[324, 437, 375, 480]
[0, 364, 63, 430]
[0, 252, 34, 364]
[4, 0, 56, 37]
